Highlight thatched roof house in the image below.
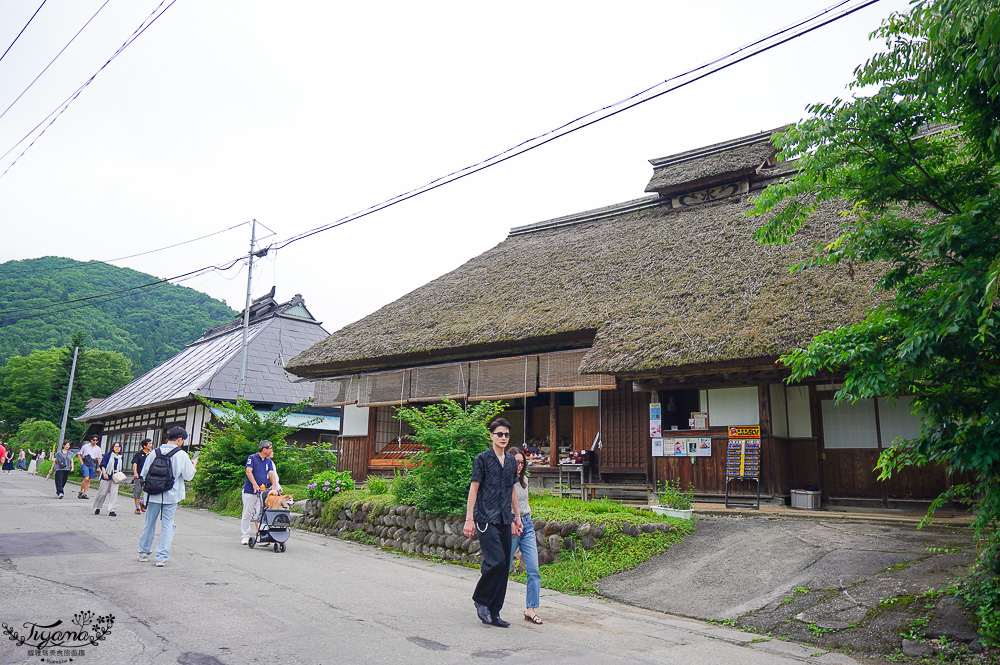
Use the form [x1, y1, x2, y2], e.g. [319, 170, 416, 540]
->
[285, 128, 942, 508]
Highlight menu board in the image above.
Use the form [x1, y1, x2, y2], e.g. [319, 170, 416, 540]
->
[726, 426, 760, 478]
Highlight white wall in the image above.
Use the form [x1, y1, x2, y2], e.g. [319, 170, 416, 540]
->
[787, 386, 812, 438]
[707, 387, 759, 426]
[341, 404, 370, 437]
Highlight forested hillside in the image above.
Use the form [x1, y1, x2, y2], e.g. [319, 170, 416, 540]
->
[0, 257, 236, 375]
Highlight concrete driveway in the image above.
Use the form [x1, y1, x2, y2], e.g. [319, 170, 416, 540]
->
[598, 514, 980, 658]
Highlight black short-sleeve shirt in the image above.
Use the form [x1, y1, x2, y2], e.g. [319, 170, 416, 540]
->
[470, 449, 518, 525]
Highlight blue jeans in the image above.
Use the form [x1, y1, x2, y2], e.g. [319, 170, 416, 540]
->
[510, 512, 541, 609]
[139, 502, 177, 563]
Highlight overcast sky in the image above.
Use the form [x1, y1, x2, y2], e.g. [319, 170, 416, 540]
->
[0, 0, 910, 336]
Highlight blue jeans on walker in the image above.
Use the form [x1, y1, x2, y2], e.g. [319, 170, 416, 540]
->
[139, 502, 177, 563]
[510, 512, 541, 609]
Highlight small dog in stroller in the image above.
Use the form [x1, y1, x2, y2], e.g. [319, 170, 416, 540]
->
[248, 488, 292, 552]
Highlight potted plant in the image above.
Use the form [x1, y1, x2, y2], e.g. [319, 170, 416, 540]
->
[651, 479, 695, 519]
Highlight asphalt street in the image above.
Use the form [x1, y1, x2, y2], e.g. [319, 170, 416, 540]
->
[0, 471, 862, 665]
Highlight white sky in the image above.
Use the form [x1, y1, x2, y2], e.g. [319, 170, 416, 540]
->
[0, 0, 910, 336]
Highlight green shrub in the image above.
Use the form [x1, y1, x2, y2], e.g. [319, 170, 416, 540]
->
[389, 469, 418, 505]
[192, 397, 309, 498]
[658, 478, 694, 510]
[396, 399, 506, 515]
[307, 469, 355, 500]
[37, 460, 53, 476]
[365, 475, 389, 495]
[281, 443, 338, 484]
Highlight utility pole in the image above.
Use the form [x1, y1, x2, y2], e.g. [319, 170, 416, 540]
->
[57, 346, 79, 450]
[237, 219, 257, 400]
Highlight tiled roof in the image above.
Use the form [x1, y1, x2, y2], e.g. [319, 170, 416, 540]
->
[78, 300, 328, 421]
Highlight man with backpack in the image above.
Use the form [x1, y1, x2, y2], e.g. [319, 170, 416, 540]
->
[137, 427, 197, 567]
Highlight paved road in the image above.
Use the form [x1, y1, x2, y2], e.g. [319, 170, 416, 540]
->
[0, 472, 861, 665]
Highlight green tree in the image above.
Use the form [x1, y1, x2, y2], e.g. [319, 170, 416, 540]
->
[749, 0, 998, 614]
[396, 399, 507, 515]
[192, 397, 308, 498]
[0, 348, 60, 429]
[13, 419, 60, 453]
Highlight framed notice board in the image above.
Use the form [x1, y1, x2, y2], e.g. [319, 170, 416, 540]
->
[725, 425, 761, 509]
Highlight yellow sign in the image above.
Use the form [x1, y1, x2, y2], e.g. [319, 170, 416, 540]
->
[728, 425, 760, 439]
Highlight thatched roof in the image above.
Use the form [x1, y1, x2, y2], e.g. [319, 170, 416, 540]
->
[287, 131, 879, 379]
[644, 128, 781, 195]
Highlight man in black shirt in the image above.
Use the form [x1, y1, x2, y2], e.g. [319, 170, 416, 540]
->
[463, 417, 523, 627]
[131, 438, 152, 514]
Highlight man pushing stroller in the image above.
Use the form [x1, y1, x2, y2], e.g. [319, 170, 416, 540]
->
[241, 440, 281, 546]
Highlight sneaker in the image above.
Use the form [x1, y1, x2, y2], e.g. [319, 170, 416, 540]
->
[137, 553, 149, 562]
[139, 501, 146, 513]
[155, 560, 165, 567]
[78, 493, 83, 499]
[94, 509, 100, 515]
[109, 511, 116, 517]
[241, 537, 249, 545]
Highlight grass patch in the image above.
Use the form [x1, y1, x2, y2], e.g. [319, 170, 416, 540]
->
[782, 586, 812, 604]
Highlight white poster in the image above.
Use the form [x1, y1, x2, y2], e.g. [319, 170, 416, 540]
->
[696, 437, 712, 457]
[651, 438, 664, 457]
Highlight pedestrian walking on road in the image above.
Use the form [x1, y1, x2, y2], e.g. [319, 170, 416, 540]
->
[77, 435, 103, 498]
[463, 417, 523, 627]
[26, 450, 37, 475]
[16, 449, 26, 471]
[2, 447, 13, 473]
[93, 441, 125, 516]
[241, 440, 281, 545]
[53, 441, 74, 498]
[138, 427, 197, 567]
[506, 447, 543, 625]
[131, 438, 152, 514]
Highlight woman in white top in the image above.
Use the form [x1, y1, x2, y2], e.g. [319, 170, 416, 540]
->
[507, 447, 543, 624]
[93, 442, 125, 517]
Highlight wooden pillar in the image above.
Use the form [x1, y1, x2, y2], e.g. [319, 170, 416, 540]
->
[808, 384, 826, 503]
[549, 392, 559, 451]
[758, 384, 774, 498]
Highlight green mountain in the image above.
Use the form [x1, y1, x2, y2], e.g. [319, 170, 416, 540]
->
[0, 257, 237, 375]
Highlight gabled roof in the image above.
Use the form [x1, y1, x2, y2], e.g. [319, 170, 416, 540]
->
[286, 129, 880, 379]
[79, 292, 328, 421]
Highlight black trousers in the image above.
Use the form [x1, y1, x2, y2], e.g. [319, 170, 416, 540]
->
[54, 469, 70, 495]
[472, 522, 512, 614]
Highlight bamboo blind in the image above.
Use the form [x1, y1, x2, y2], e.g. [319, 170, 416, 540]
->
[469, 355, 538, 401]
[538, 349, 617, 392]
[358, 370, 410, 407]
[313, 375, 360, 406]
[409, 362, 469, 403]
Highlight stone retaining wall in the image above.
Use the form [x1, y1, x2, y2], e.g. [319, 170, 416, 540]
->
[296, 499, 677, 565]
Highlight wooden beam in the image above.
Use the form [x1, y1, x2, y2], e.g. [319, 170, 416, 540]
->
[549, 392, 558, 451]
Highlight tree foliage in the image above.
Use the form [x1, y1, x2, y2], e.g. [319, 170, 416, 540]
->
[396, 399, 506, 515]
[191, 397, 310, 498]
[13, 419, 60, 453]
[0, 336, 133, 439]
[750, 0, 999, 583]
[0, 257, 235, 376]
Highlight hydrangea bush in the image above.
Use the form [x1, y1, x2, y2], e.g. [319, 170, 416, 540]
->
[307, 469, 355, 500]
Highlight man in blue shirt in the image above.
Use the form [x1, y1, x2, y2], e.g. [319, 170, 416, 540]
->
[241, 440, 281, 545]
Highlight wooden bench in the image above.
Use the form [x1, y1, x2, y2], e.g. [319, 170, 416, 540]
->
[582, 483, 651, 502]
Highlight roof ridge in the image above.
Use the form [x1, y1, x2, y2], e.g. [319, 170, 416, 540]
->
[648, 126, 788, 169]
[509, 195, 664, 236]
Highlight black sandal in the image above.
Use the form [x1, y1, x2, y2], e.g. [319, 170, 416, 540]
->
[524, 612, 543, 625]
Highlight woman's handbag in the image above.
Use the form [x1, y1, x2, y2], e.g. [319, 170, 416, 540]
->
[111, 470, 127, 484]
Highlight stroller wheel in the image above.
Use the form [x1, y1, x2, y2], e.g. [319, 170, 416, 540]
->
[280, 542, 286, 552]
[247, 538, 255, 549]
[273, 543, 280, 553]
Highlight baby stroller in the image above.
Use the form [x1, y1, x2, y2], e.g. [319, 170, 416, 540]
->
[247, 489, 291, 553]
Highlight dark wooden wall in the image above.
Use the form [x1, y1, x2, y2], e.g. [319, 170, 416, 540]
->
[599, 382, 649, 474]
[573, 406, 599, 452]
[651, 433, 729, 494]
[337, 408, 376, 482]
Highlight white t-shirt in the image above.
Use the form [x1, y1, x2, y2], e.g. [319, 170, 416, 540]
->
[80, 442, 102, 465]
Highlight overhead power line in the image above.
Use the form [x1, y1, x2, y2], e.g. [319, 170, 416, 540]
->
[0, 220, 251, 275]
[270, 0, 878, 253]
[0, 0, 112, 125]
[0, 0, 177, 179]
[0, 0, 47, 66]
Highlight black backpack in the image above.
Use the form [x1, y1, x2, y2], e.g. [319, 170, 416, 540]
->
[143, 446, 182, 495]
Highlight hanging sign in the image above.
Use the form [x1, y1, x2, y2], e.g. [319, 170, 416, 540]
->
[650, 402, 662, 438]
